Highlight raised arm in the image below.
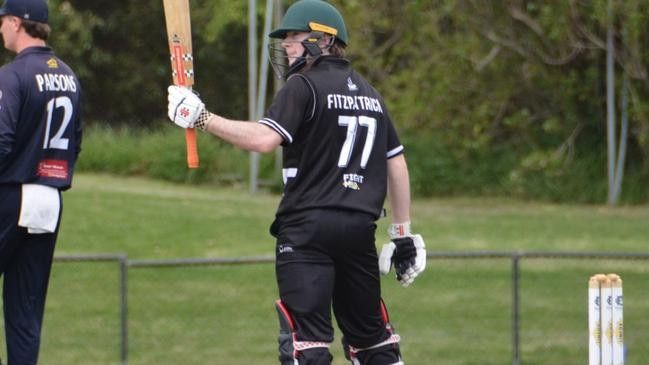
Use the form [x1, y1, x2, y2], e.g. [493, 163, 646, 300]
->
[166, 85, 283, 154]
[203, 114, 282, 153]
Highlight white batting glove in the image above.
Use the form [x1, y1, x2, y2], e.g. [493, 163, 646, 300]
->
[379, 222, 426, 287]
[167, 85, 206, 129]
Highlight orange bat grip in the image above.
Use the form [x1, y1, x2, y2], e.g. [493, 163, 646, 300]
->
[185, 128, 199, 168]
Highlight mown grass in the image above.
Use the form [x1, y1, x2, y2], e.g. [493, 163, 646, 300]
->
[2, 173, 649, 364]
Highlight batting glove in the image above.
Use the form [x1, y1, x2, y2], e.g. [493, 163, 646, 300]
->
[379, 222, 426, 287]
[167, 85, 212, 130]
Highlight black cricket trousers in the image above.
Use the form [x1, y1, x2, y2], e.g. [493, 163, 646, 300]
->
[273, 208, 397, 364]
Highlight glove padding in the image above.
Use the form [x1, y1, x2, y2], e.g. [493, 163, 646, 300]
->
[379, 234, 426, 287]
[167, 85, 204, 129]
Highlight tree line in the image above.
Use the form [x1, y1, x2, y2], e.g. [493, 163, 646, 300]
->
[3, 0, 647, 203]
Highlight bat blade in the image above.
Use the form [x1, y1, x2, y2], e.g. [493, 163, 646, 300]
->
[163, 0, 199, 168]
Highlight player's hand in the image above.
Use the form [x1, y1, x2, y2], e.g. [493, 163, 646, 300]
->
[379, 222, 426, 287]
[167, 85, 204, 129]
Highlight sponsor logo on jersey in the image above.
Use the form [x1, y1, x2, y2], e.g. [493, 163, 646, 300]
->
[278, 244, 294, 254]
[342, 173, 364, 191]
[46, 57, 58, 69]
[37, 159, 69, 180]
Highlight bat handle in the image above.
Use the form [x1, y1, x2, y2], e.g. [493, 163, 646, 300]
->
[185, 128, 199, 168]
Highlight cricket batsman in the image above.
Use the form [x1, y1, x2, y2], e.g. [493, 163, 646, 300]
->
[166, 1, 426, 363]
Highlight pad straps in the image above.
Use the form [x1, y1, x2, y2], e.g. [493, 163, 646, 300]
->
[276, 299, 331, 363]
[346, 333, 401, 358]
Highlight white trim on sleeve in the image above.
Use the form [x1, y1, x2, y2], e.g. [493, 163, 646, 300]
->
[259, 118, 293, 144]
[387, 145, 404, 158]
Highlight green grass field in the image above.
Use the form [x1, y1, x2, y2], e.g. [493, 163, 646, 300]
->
[2, 173, 649, 364]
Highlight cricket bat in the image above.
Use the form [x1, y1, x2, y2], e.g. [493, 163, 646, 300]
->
[163, 0, 199, 168]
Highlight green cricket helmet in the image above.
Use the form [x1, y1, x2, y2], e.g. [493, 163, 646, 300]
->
[269, 0, 348, 46]
[268, 0, 348, 79]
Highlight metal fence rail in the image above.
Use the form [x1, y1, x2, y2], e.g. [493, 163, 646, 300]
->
[53, 254, 128, 365]
[52, 251, 649, 365]
[423, 251, 649, 365]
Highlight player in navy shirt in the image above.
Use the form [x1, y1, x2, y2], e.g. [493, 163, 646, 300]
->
[0, 0, 82, 363]
[167, 1, 425, 364]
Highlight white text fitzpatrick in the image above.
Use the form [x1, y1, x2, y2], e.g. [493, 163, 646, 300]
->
[35, 73, 78, 93]
[327, 94, 383, 114]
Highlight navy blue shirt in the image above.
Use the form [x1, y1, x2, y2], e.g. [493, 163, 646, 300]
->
[0, 46, 82, 190]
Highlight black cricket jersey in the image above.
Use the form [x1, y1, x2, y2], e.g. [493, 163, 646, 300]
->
[0, 46, 82, 190]
[260, 56, 403, 219]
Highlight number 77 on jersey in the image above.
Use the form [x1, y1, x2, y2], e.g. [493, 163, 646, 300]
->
[162, 0, 199, 168]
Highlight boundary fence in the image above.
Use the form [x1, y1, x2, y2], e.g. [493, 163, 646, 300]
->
[53, 251, 649, 365]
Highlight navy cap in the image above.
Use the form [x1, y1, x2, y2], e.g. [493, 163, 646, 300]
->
[0, 0, 48, 23]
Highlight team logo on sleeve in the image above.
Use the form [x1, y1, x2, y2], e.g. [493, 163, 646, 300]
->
[342, 173, 364, 191]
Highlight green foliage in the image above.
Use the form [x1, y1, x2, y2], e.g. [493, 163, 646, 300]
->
[332, 0, 649, 203]
[42, 0, 252, 126]
[5, 1, 645, 203]
[77, 124, 250, 184]
[403, 131, 516, 197]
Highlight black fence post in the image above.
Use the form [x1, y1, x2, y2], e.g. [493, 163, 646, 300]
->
[512, 253, 520, 365]
[119, 254, 128, 365]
